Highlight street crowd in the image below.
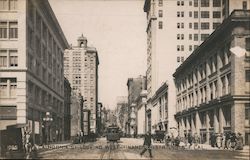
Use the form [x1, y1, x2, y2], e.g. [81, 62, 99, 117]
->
[163, 132, 244, 150]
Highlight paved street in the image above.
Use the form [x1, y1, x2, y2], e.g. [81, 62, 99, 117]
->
[37, 138, 249, 159]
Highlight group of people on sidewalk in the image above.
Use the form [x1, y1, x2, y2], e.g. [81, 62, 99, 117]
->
[139, 131, 245, 158]
[210, 132, 244, 150]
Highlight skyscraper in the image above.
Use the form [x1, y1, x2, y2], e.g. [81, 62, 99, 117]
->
[64, 35, 99, 133]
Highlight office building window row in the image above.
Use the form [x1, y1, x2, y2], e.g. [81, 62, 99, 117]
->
[158, 10, 163, 17]
[177, 11, 184, 17]
[177, 34, 184, 40]
[159, 21, 163, 29]
[213, 11, 221, 18]
[201, 22, 210, 30]
[177, 45, 184, 51]
[177, 56, 185, 63]
[201, 0, 209, 7]
[177, 1, 184, 6]
[213, 0, 221, 7]
[177, 23, 184, 29]
[0, 0, 18, 11]
[0, 21, 18, 39]
[0, 49, 18, 67]
[0, 78, 16, 98]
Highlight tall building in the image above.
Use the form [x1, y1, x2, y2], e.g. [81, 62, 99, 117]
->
[174, 10, 250, 144]
[64, 35, 99, 133]
[64, 78, 71, 140]
[126, 75, 147, 135]
[0, 0, 69, 145]
[143, 0, 249, 133]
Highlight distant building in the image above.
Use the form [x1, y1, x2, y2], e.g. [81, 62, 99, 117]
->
[115, 96, 128, 134]
[64, 78, 71, 140]
[97, 102, 103, 134]
[64, 35, 99, 133]
[136, 90, 147, 136]
[70, 94, 82, 137]
[174, 10, 250, 145]
[126, 76, 147, 136]
[0, 0, 69, 146]
[151, 82, 168, 133]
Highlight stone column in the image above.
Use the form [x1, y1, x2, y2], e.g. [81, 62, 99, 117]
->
[206, 111, 210, 144]
[195, 111, 201, 135]
[219, 107, 224, 134]
[231, 103, 245, 136]
[214, 108, 219, 133]
[191, 114, 195, 135]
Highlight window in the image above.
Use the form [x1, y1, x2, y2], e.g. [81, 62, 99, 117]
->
[189, 11, 192, 17]
[189, 45, 192, 51]
[194, 0, 198, 7]
[0, 21, 7, 38]
[181, 34, 184, 40]
[243, 1, 247, 10]
[201, 34, 209, 41]
[213, 11, 221, 18]
[0, 0, 17, 10]
[194, 22, 198, 30]
[0, 78, 16, 98]
[177, 34, 180, 40]
[9, 0, 17, 10]
[181, 56, 184, 62]
[246, 70, 250, 82]
[158, 21, 163, 29]
[189, 34, 192, 40]
[0, 50, 7, 67]
[181, 1, 184, 6]
[177, 57, 180, 62]
[246, 38, 250, 51]
[181, 23, 184, 28]
[181, 11, 184, 17]
[177, 23, 180, 28]
[9, 50, 18, 67]
[189, 23, 192, 29]
[189, 1, 192, 6]
[177, 45, 180, 51]
[9, 22, 18, 39]
[194, 11, 198, 18]
[201, 22, 209, 30]
[201, 0, 209, 7]
[194, 34, 198, 41]
[194, 45, 198, 50]
[213, 22, 220, 29]
[159, 10, 163, 17]
[159, 0, 163, 6]
[177, 1, 180, 6]
[181, 45, 184, 51]
[213, 0, 221, 7]
[201, 11, 210, 18]
[177, 11, 180, 17]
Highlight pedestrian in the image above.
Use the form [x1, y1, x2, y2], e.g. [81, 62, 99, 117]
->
[235, 133, 244, 150]
[140, 131, 153, 158]
[193, 133, 200, 150]
[216, 133, 222, 149]
[222, 133, 226, 149]
[188, 133, 192, 149]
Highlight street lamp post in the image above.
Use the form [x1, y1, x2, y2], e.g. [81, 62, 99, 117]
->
[43, 112, 53, 144]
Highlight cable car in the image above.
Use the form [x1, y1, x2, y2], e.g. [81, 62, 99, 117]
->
[106, 125, 120, 142]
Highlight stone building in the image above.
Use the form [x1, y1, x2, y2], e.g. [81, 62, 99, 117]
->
[64, 35, 99, 133]
[64, 78, 71, 140]
[173, 10, 250, 145]
[0, 0, 69, 145]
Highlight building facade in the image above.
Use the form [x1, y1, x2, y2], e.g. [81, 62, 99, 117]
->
[151, 82, 168, 133]
[174, 10, 250, 145]
[126, 75, 147, 136]
[143, 0, 250, 134]
[136, 90, 147, 136]
[0, 0, 69, 145]
[115, 96, 128, 135]
[64, 78, 71, 140]
[64, 35, 99, 133]
[70, 94, 82, 137]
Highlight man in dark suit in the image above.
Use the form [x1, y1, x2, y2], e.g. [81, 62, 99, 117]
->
[140, 131, 153, 158]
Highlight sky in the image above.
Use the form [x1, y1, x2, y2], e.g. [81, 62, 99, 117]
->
[49, 0, 147, 109]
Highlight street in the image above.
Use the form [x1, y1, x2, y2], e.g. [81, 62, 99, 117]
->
[37, 138, 249, 159]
